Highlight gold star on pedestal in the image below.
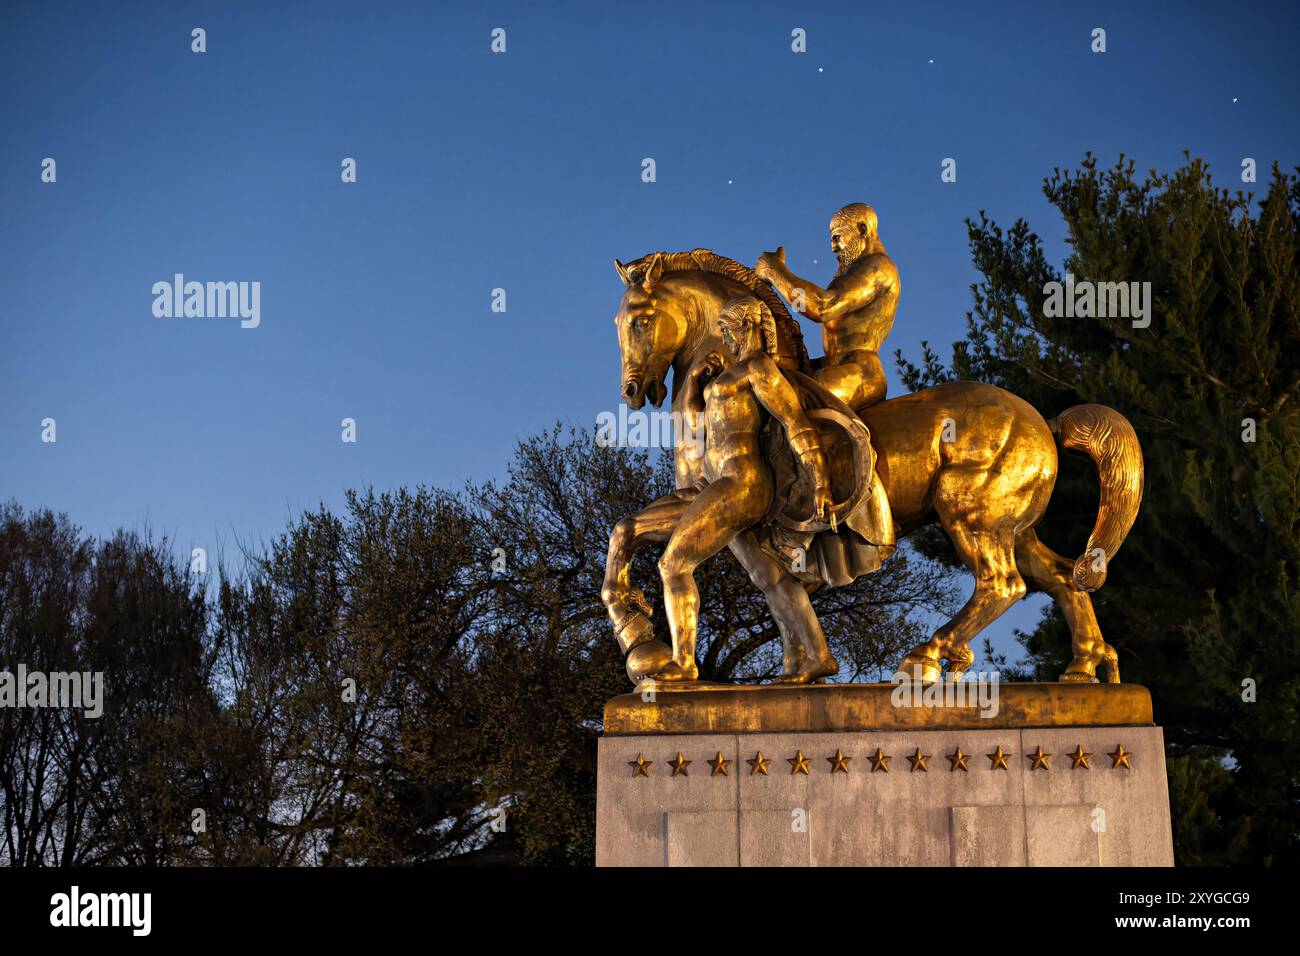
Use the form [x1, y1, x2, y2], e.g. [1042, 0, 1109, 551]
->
[907, 748, 930, 772]
[1026, 745, 1052, 770]
[947, 748, 970, 772]
[747, 751, 770, 776]
[668, 752, 691, 776]
[987, 745, 1010, 770]
[1068, 745, 1092, 769]
[1108, 744, 1133, 769]
[870, 747, 891, 772]
[826, 749, 851, 773]
[629, 754, 652, 777]
[788, 750, 811, 775]
[709, 752, 731, 776]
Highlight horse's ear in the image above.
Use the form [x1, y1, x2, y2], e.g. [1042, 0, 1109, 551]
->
[643, 252, 665, 287]
[613, 258, 633, 286]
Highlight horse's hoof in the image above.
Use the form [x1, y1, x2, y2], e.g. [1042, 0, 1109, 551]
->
[626, 641, 673, 683]
[894, 654, 941, 683]
[1058, 671, 1099, 684]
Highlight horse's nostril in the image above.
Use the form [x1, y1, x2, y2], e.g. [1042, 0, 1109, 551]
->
[623, 382, 638, 398]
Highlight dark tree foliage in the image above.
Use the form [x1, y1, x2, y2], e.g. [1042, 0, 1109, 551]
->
[0, 503, 214, 865]
[897, 154, 1300, 865]
[1, 427, 954, 865]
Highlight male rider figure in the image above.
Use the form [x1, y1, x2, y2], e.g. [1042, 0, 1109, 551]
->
[755, 202, 897, 558]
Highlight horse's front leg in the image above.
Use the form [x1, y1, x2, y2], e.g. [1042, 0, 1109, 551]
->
[601, 489, 694, 682]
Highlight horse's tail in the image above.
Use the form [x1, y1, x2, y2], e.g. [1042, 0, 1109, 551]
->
[1047, 404, 1144, 592]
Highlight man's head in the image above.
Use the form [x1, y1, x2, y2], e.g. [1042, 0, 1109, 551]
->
[829, 203, 884, 274]
[717, 296, 778, 360]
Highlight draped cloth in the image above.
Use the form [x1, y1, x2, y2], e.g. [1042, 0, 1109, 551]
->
[757, 368, 889, 588]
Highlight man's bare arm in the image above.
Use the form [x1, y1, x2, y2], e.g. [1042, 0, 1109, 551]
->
[683, 351, 725, 414]
[760, 254, 889, 324]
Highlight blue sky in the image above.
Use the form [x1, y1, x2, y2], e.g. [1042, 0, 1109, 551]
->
[3, 0, 1298, 664]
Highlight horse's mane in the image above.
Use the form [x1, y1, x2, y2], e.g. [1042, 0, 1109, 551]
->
[636, 249, 810, 367]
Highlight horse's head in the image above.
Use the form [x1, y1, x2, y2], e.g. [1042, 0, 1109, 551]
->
[611, 249, 809, 409]
[612, 253, 686, 409]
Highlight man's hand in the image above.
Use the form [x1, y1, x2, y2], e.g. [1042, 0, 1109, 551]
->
[755, 247, 786, 282]
[684, 352, 725, 414]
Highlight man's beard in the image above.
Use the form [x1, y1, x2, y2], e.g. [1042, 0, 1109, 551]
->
[832, 236, 863, 278]
[834, 250, 856, 278]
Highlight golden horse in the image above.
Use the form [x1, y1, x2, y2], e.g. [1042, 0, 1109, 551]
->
[601, 250, 1144, 685]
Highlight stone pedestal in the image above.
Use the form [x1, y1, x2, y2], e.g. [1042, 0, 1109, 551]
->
[595, 683, 1174, 867]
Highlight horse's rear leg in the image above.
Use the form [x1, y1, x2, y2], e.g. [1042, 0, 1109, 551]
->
[1015, 530, 1119, 683]
[898, 520, 1025, 682]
